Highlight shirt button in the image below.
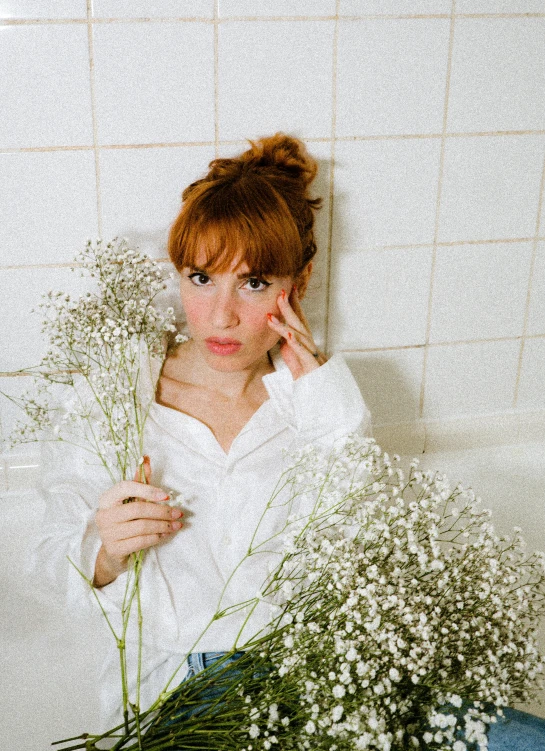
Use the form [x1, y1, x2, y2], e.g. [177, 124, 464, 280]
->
[223, 534, 232, 545]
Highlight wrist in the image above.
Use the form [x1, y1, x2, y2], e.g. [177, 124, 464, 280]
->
[93, 545, 127, 588]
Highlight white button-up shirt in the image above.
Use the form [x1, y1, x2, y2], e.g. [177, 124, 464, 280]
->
[30, 341, 372, 731]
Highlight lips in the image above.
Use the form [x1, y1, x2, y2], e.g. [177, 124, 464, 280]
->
[205, 337, 242, 345]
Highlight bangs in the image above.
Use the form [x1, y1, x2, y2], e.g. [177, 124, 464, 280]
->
[168, 175, 303, 279]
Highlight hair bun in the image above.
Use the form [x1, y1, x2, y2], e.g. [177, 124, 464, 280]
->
[240, 132, 318, 190]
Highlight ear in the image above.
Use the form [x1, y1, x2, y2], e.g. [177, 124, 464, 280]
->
[294, 261, 313, 300]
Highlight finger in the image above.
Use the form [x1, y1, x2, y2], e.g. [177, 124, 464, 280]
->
[115, 533, 174, 557]
[133, 455, 152, 484]
[267, 314, 317, 355]
[276, 289, 308, 336]
[117, 517, 183, 540]
[289, 284, 312, 327]
[111, 500, 183, 523]
[99, 480, 170, 509]
[270, 326, 322, 373]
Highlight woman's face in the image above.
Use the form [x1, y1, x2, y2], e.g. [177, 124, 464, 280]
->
[179, 250, 294, 371]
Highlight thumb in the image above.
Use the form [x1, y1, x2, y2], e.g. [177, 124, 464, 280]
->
[133, 455, 152, 484]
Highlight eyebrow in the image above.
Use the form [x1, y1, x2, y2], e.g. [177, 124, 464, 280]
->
[188, 265, 266, 280]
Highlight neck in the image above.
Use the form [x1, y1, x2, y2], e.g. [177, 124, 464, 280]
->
[181, 338, 274, 401]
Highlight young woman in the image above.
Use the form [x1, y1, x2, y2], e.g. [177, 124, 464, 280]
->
[34, 133, 545, 747]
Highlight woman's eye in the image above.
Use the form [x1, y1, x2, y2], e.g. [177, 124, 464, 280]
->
[244, 277, 271, 292]
[188, 272, 210, 286]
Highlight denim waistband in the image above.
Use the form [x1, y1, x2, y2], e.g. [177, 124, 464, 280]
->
[187, 650, 246, 674]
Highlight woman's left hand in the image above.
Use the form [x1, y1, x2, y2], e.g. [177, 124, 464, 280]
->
[266, 285, 327, 380]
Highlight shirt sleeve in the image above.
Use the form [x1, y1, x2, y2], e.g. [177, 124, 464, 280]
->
[291, 352, 373, 448]
[26, 434, 131, 627]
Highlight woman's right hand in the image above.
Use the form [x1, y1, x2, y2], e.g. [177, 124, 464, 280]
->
[93, 455, 183, 588]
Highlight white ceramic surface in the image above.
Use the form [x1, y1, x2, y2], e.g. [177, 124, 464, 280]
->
[423, 338, 521, 419]
[336, 18, 450, 137]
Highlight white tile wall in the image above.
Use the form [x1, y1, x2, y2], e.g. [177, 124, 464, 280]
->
[92, 21, 215, 145]
[517, 337, 545, 410]
[0, 151, 98, 266]
[0, 1, 87, 19]
[438, 135, 545, 243]
[339, 0, 451, 13]
[423, 339, 521, 419]
[0, 24, 93, 148]
[0, 267, 94, 372]
[447, 18, 545, 133]
[218, 0, 336, 15]
[331, 139, 441, 248]
[99, 144, 216, 258]
[218, 20, 335, 140]
[92, 1, 215, 17]
[328, 246, 433, 350]
[1, 5, 544, 445]
[429, 241, 533, 343]
[344, 347, 425, 426]
[336, 18, 450, 137]
[456, 1, 545, 13]
[528, 242, 545, 336]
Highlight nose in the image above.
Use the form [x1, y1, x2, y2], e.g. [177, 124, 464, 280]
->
[211, 287, 240, 329]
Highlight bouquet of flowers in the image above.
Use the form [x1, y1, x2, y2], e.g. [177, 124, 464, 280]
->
[54, 434, 545, 751]
[4, 239, 545, 751]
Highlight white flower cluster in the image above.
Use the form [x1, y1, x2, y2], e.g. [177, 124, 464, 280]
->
[240, 433, 545, 751]
[8, 237, 188, 479]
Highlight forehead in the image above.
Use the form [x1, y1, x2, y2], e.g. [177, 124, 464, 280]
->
[191, 246, 251, 275]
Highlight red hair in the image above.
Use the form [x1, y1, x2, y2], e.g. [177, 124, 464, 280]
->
[167, 132, 323, 280]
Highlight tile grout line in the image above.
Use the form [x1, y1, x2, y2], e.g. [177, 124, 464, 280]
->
[214, 0, 219, 159]
[420, 0, 457, 454]
[323, 0, 340, 357]
[2, 13, 544, 25]
[513, 144, 545, 409]
[3, 131, 545, 155]
[86, 0, 102, 240]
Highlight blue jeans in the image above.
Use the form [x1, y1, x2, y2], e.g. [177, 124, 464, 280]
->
[152, 651, 545, 748]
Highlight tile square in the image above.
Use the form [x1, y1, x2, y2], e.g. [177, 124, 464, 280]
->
[0, 25, 93, 148]
[332, 138, 441, 248]
[423, 339, 520, 419]
[328, 246, 433, 349]
[339, 0, 451, 12]
[517, 337, 545, 410]
[0, 1, 87, 18]
[438, 135, 545, 243]
[218, 0, 335, 15]
[343, 347, 425, 426]
[429, 241, 533, 343]
[92, 21, 215, 144]
[218, 20, 335, 140]
[456, 1, 545, 12]
[448, 18, 545, 133]
[527, 242, 545, 336]
[99, 144, 216, 258]
[92, 0, 214, 17]
[336, 18, 450, 137]
[0, 151, 98, 266]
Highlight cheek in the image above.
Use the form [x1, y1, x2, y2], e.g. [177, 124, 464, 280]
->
[181, 295, 207, 327]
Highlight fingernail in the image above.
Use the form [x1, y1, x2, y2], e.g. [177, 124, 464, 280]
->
[171, 521, 182, 530]
[281, 289, 286, 300]
[171, 508, 183, 518]
[155, 490, 169, 500]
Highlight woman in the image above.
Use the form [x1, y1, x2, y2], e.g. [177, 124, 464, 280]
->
[34, 133, 545, 747]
